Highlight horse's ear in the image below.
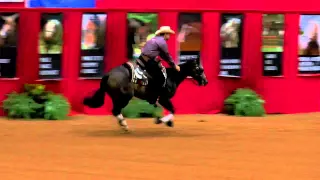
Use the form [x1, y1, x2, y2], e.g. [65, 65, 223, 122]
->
[178, 60, 198, 65]
[190, 60, 197, 65]
[195, 56, 201, 64]
[11, 13, 19, 20]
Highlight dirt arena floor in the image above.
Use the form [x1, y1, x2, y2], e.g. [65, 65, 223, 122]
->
[0, 114, 320, 180]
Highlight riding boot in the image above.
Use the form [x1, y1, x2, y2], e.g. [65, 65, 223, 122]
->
[148, 96, 158, 105]
[148, 84, 162, 105]
[153, 88, 161, 104]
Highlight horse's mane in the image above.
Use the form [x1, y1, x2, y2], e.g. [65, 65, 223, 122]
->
[96, 17, 106, 48]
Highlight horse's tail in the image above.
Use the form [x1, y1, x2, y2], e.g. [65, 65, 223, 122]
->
[83, 74, 109, 108]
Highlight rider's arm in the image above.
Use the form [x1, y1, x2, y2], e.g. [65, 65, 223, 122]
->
[157, 39, 176, 67]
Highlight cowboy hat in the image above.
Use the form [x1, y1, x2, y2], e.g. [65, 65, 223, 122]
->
[155, 26, 175, 35]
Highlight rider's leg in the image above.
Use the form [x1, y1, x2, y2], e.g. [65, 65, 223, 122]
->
[144, 60, 162, 104]
[151, 67, 165, 103]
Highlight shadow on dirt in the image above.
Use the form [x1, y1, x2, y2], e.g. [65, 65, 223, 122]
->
[75, 128, 215, 138]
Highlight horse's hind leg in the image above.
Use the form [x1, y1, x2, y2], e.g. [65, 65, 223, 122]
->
[112, 96, 131, 131]
[156, 97, 175, 127]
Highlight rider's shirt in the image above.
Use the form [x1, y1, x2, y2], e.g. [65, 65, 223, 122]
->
[141, 36, 175, 67]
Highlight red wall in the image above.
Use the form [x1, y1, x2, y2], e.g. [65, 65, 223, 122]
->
[1, 1, 320, 115]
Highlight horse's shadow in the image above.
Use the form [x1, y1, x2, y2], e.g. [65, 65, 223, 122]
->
[76, 127, 208, 138]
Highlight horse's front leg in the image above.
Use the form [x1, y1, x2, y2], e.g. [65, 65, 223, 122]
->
[155, 97, 175, 127]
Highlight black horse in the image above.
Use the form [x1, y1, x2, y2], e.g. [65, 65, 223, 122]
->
[83, 59, 208, 131]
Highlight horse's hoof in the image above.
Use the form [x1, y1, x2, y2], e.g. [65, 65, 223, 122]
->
[165, 120, 174, 127]
[118, 120, 130, 131]
[120, 125, 130, 132]
[154, 117, 162, 124]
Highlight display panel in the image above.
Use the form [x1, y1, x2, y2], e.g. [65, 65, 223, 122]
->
[262, 14, 284, 76]
[219, 14, 243, 77]
[298, 15, 320, 75]
[177, 13, 202, 64]
[38, 13, 63, 79]
[79, 13, 107, 78]
[0, 13, 19, 78]
[127, 13, 158, 60]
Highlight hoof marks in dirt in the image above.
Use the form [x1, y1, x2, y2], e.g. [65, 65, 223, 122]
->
[198, 120, 207, 122]
[120, 127, 131, 133]
[121, 130, 132, 134]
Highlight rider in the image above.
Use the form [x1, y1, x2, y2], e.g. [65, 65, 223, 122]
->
[138, 26, 180, 103]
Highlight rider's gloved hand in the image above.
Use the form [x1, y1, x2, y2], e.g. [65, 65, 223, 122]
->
[175, 65, 180, 72]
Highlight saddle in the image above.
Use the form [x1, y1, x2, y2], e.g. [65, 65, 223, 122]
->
[125, 59, 167, 87]
[125, 60, 149, 86]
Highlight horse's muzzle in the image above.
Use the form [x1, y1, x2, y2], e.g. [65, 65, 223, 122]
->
[199, 73, 208, 86]
[200, 79, 208, 86]
[201, 73, 208, 86]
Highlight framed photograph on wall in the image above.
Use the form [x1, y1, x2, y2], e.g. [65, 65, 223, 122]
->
[38, 13, 63, 80]
[219, 13, 243, 77]
[79, 13, 107, 78]
[127, 13, 158, 60]
[298, 15, 320, 75]
[0, 13, 19, 78]
[177, 13, 202, 64]
[262, 14, 285, 76]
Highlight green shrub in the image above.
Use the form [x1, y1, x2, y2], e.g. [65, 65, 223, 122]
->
[44, 94, 70, 120]
[223, 88, 266, 117]
[24, 84, 46, 96]
[122, 98, 163, 118]
[2, 92, 42, 119]
[2, 84, 70, 120]
[24, 84, 51, 104]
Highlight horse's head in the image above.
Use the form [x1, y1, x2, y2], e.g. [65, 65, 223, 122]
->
[41, 19, 63, 46]
[180, 60, 208, 86]
[0, 13, 19, 38]
[43, 19, 63, 41]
